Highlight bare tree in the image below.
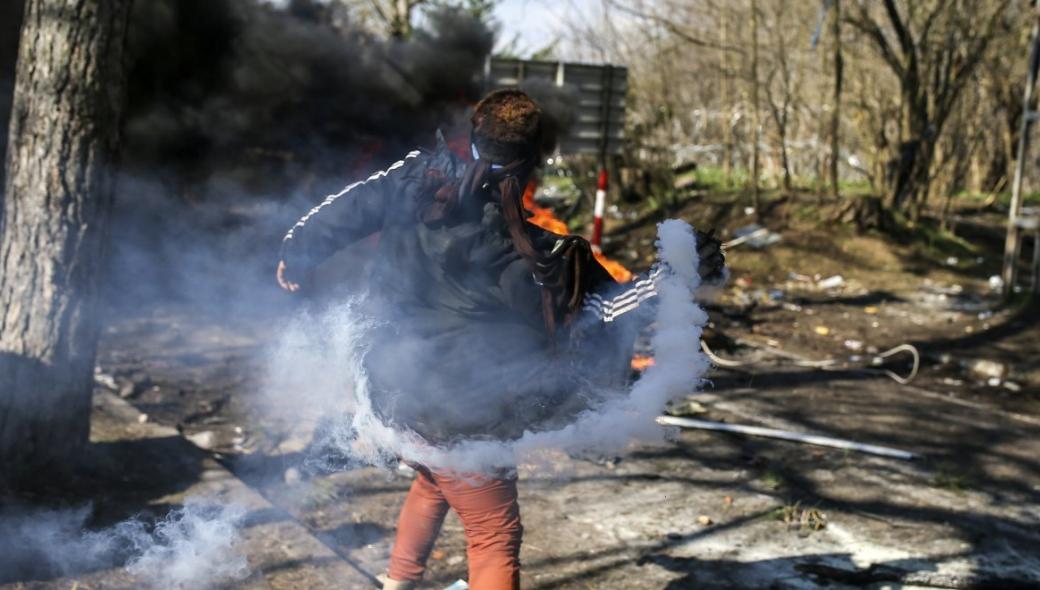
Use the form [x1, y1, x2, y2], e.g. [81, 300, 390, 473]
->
[749, 0, 762, 210]
[0, 0, 132, 484]
[764, 0, 801, 192]
[846, 0, 1013, 217]
[563, 0, 1021, 220]
[337, 0, 427, 38]
[829, 0, 843, 198]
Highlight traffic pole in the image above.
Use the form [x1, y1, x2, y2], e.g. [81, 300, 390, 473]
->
[591, 167, 608, 248]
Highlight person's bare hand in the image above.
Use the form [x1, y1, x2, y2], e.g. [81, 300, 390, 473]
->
[276, 260, 300, 292]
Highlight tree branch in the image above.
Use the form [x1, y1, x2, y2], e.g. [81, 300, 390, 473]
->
[845, 8, 904, 77]
[881, 0, 915, 60]
[607, 0, 746, 56]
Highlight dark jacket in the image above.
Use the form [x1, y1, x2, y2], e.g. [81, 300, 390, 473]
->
[281, 135, 656, 444]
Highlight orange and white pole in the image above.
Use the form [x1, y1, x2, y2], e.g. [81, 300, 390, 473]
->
[591, 168, 608, 248]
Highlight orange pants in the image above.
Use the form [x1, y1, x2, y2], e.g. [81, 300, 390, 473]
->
[387, 465, 522, 589]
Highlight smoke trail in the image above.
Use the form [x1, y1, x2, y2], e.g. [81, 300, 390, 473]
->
[0, 497, 247, 589]
[266, 219, 711, 474]
[124, 498, 248, 589]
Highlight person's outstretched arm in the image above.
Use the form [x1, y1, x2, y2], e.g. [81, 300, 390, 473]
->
[277, 150, 422, 291]
[581, 229, 726, 323]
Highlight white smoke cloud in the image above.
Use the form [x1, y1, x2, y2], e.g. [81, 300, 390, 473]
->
[265, 219, 712, 474]
[0, 497, 248, 589]
[125, 498, 248, 589]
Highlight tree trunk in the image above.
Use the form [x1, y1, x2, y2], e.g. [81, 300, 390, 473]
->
[0, 0, 26, 193]
[749, 0, 761, 212]
[829, 0, 843, 199]
[0, 0, 131, 485]
[779, 123, 792, 193]
[391, 0, 415, 38]
[721, 8, 733, 178]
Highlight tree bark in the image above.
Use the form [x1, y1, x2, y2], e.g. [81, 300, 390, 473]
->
[721, 8, 733, 177]
[0, 0, 26, 193]
[749, 0, 761, 212]
[0, 0, 131, 485]
[830, 0, 843, 199]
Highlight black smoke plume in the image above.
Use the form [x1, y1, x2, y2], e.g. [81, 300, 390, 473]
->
[105, 0, 495, 310]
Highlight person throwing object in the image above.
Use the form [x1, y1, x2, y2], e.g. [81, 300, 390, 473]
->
[278, 89, 725, 589]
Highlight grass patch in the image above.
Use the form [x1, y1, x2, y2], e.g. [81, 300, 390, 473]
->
[759, 468, 786, 491]
[767, 501, 828, 535]
[931, 461, 972, 494]
[902, 218, 982, 266]
[695, 165, 749, 190]
[955, 190, 1040, 207]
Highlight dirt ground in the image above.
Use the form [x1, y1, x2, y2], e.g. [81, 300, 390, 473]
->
[4, 192, 1039, 589]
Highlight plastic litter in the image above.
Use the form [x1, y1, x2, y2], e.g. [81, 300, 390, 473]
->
[816, 275, 845, 289]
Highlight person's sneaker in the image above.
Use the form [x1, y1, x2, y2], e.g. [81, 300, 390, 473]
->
[377, 572, 417, 590]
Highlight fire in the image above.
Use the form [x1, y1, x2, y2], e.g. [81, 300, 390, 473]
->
[592, 251, 634, 283]
[522, 179, 570, 235]
[522, 179, 633, 283]
[630, 354, 655, 371]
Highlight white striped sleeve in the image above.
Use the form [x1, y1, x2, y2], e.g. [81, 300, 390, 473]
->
[582, 263, 665, 323]
[282, 150, 421, 243]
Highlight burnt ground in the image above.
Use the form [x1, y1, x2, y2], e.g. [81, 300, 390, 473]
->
[3, 191, 1039, 589]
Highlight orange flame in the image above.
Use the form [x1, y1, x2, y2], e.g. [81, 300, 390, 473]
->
[522, 179, 633, 283]
[592, 250, 634, 283]
[522, 180, 569, 236]
[630, 354, 655, 371]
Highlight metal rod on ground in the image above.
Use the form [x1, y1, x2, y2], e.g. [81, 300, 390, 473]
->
[656, 415, 919, 460]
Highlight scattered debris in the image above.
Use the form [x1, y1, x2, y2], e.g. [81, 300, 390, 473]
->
[696, 515, 713, 526]
[93, 367, 118, 391]
[656, 416, 919, 460]
[863, 306, 879, 314]
[186, 430, 217, 451]
[727, 224, 782, 249]
[816, 275, 845, 290]
[1004, 381, 1022, 393]
[814, 326, 831, 336]
[965, 359, 1008, 382]
[665, 398, 708, 417]
[843, 339, 863, 351]
[796, 562, 1033, 589]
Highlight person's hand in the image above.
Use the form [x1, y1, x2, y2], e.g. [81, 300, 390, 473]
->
[695, 229, 726, 283]
[276, 260, 300, 292]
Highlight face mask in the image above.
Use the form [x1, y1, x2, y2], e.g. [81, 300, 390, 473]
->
[471, 143, 504, 170]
